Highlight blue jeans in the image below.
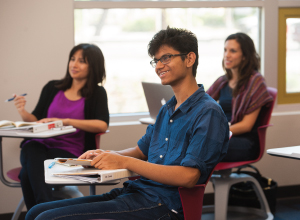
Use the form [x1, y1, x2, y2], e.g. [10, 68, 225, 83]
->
[26, 187, 182, 220]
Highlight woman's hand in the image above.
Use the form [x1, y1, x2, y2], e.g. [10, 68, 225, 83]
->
[13, 94, 27, 113]
[13, 94, 38, 122]
[38, 118, 69, 126]
[38, 118, 107, 133]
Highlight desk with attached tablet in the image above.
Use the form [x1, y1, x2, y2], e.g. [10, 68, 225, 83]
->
[267, 145, 300, 160]
[0, 126, 78, 220]
[0, 126, 77, 187]
[44, 159, 121, 195]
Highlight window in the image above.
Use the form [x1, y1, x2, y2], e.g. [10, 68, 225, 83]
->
[74, 3, 261, 114]
[278, 8, 300, 104]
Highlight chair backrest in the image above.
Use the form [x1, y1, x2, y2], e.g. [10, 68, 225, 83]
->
[178, 184, 206, 220]
[214, 87, 277, 171]
[178, 166, 215, 220]
[258, 87, 277, 127]
[256, 87, 277, 160]
[95, 130, 109, 149]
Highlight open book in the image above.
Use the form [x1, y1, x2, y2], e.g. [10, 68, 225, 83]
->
[0, 120, 38, 128]
[0, 120, 63, 133]
[53, 166, 138, 183]
[55, 158, 92, 166]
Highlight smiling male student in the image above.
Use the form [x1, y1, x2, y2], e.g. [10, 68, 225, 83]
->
[26, 27, 229, 220]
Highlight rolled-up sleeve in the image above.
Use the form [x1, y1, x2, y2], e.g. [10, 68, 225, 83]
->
[181, 107, 229, 183]
[137, 124, 155, 157]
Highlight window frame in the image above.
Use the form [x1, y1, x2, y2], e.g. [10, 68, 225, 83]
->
[278, 7, 300, 104]
[73, 0, 300, 121]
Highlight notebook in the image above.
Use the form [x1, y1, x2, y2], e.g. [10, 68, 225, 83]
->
[267, 146, 300, 159]
[140, 82, 174, 124]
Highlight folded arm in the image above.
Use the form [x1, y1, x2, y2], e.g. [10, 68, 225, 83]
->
[230, 107, 261, 135]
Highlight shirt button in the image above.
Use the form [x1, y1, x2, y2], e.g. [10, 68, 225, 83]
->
[165, 138, 168, 141]
[170, 119, 173, 123]
[160, 155, 163, 158]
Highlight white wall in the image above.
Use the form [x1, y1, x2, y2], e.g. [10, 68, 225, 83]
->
[0, 0, 300, 215]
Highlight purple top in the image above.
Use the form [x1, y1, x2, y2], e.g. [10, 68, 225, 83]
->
[27, 90, 85, 157]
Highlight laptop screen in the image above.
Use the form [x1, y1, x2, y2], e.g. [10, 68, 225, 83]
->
[142, 82, 174, 119]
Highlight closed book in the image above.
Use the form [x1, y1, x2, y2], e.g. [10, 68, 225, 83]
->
[30, 121, 63, 133]
[53, 167, 138, 183]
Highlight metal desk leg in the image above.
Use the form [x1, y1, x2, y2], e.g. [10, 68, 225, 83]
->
[0, 137, 20, 187]
[90, 185, 96, 195]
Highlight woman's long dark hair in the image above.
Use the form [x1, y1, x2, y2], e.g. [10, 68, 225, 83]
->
[56, 44, 106, 98]
[223, 33, 260, 97]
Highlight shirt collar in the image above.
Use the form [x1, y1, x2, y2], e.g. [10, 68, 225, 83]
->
[166, 84, 205, 115]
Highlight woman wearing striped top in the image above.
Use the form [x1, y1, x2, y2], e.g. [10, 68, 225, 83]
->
[207, 33, 273, 162]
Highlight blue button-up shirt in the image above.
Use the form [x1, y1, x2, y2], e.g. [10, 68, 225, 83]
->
[125, 85, 229, 216]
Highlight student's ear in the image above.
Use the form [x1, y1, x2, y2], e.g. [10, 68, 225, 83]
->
[186, 52, 196, 68]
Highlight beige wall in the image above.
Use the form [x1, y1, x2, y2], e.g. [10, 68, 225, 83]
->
[1, 0, 300, 215]
[0, 0, 74, 214]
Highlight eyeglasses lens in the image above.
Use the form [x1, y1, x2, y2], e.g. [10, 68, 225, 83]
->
[161, 55, 171, 64]
[150, 54, 175, 68]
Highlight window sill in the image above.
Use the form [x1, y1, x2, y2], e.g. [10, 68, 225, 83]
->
[109, 112, 150, 126]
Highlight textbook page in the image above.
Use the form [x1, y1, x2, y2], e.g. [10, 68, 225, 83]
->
[0, 120, 63, 133]
[0, 120, 38, 128]
[55, 158, 92, 166]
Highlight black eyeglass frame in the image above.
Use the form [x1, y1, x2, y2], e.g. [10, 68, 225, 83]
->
[150, 53, 188, 68]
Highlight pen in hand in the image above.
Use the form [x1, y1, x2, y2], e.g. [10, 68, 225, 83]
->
[5, 93, 27, 102]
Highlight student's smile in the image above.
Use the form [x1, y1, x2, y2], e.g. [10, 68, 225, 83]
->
[154, 45, 187, 86]
[157, 70, 170, 79]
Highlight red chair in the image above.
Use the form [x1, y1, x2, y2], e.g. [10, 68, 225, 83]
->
[0, 131, 108, 220]
[178, 168, 215, 220]
[178, 132, 232, 220]
[203, 87, 277, 220]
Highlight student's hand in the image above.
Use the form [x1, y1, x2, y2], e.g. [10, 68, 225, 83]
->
[79, 149, 105, 160]
[13, 94, 27, 113]
[91, 151, 126, 170]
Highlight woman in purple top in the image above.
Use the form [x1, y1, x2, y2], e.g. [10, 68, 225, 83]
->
[207, 33, 273, 162]
[13, 44, 109, 210]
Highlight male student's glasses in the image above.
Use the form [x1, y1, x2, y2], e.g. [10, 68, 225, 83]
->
[150, 53, 187, 68]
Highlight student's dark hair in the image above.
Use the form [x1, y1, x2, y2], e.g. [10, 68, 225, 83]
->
[56, 43, 106, 98]
[148, 26, 199, 77]
[223, 32, 260, 97]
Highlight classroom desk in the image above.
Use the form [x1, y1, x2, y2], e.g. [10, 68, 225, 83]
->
[139, 117, 155, 125]
[267, 145, 300, 160]
[0, 127, 77, 188]
[44, 159, 120, 195]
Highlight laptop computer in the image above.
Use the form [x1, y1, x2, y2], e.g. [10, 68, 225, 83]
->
[139, 82, 174, 125]
[267, 146, 300, 160]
